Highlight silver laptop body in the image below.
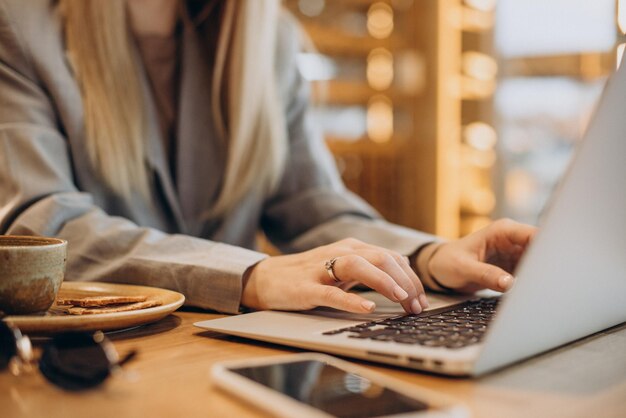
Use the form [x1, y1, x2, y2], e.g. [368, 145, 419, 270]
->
[195, 61, 626, 376]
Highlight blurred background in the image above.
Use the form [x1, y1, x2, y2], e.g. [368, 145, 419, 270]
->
[283, 0, 624, 239]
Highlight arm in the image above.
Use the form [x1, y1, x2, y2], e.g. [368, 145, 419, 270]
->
[0, 4, 264, 313]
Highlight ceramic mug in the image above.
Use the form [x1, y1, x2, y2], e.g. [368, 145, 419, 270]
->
[0, 235, 67, 315]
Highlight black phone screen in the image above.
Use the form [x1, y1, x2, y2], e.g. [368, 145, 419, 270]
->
[230, 360, 430, 418]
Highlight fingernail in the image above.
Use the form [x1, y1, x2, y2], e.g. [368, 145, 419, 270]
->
[361, 300, 376, 312]
[393, 286, 409, 301]
[418, 293, 430, 309]
[410, 299, 422, 314]
[498, 275, 514, 291]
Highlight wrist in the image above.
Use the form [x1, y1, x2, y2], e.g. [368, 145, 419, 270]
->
[414, 243, 452, 293]
[240, 259, 264, 311]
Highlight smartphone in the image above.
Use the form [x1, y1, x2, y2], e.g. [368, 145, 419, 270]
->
[211, 353, 468, 418]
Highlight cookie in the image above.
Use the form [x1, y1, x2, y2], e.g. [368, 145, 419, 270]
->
[64, 300, 162, 315]
[56, 295, 148, 307]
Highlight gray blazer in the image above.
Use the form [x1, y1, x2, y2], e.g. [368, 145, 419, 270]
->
[0, 0, 436, 313]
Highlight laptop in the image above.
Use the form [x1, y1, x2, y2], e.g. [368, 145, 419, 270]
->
[195, 59, 626, 377]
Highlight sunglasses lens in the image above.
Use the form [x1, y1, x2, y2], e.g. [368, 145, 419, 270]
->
[0, 322, 18, 369]
[39, 332, 111, 391]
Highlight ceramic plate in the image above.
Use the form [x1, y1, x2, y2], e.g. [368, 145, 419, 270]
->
[3, 282, 185, 333]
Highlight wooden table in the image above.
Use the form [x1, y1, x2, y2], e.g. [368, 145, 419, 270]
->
[1, 310, 625, 418]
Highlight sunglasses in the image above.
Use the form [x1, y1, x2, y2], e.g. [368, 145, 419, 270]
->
[0, 321, 136, 391]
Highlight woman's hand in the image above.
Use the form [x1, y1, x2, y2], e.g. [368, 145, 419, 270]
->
[428, 218, 538, 293]
[241, 238, 430, 315]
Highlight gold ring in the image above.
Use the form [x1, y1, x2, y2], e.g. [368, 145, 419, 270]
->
[324, 257, 341, 283]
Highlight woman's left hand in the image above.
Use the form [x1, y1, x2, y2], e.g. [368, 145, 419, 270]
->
[427, 218, 538, 293]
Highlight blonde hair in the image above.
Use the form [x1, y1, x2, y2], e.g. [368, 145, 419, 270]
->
[61, 0, 286, 215]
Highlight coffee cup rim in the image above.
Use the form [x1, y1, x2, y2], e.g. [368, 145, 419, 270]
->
[0, 235, 67, 248]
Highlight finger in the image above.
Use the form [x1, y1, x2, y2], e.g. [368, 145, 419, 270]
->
[460, 258, 515, 292]
[488, 218, 538, 247]
[340, 238, 430, 310]
[309, 284, 376, 313]
[360, 250, 427, 314]
[328, 240, 430, 312]
[332, 255, 411, 307]
[396, 255, 429, 310]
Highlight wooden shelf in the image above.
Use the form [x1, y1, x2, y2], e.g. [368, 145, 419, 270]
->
[312, 80, 420, 106]
[326, 137, 405, 157]
[501, 52, 615, 79]
[301, 23, 406, 57]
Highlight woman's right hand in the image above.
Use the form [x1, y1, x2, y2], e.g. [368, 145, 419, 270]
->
[241, 238, 430, 314]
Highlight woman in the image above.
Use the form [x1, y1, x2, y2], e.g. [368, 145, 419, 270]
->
[0, 0, 535, 315]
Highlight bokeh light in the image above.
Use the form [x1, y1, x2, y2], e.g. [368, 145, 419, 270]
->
[367, 3, 394, 39]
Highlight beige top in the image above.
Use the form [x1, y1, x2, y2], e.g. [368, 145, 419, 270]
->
[136, 30, 181, 181]
[0, 0, 438, 313]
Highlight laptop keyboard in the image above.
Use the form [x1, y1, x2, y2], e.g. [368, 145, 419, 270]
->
[322, 297, 500, 349]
